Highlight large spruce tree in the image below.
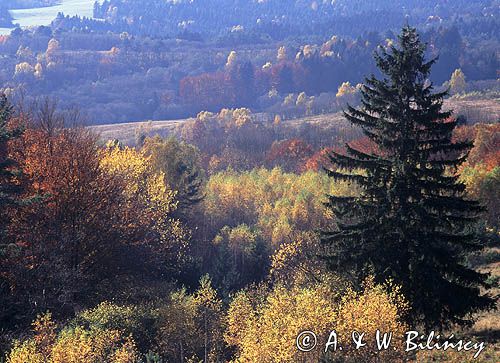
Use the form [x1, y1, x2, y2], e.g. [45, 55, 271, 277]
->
[322, 26, 495, 328]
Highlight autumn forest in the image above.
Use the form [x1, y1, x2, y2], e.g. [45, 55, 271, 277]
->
[0, 1, 499, 363]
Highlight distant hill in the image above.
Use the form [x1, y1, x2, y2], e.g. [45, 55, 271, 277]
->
[93, 0, 499, 38]
[8, 1, 59, 10]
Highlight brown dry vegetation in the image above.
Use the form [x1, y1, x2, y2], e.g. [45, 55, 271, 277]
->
[91, 119, 187, 146]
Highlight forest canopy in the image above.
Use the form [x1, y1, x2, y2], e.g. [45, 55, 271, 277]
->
[0, 0, 498, 361]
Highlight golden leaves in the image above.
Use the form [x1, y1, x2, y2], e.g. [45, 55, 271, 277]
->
[7, 314, 139, 363]
[226, 278, 409, 363]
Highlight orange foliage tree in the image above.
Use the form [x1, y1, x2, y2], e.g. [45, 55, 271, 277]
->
[9, 123, 130, 316]
[266, 138, 314, 173]
[6, 106, 187, 319]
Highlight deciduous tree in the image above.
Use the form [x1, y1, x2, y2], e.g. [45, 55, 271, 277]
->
[449, 68, 467, 94]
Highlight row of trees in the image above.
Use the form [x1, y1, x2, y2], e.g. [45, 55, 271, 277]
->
[178, 26, 496, 115]
[1, 16, 497, 124]
[175, 107, 362, 174]
[6, 276, 415, 362]
[92, 0, 499, 41]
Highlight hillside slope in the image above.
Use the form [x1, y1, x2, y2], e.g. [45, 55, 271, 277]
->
[91, 97, 499, 146]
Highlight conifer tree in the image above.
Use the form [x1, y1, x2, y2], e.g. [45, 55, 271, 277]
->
[0, 95, 27, 326]
[321, 27, 495, 328]
[0, 95, 23, 243]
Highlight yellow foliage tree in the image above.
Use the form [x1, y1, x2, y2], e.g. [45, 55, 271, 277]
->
[156, 276, 225, 362]
[335, 277, 409, 362]
[7, 314, 139, 363]
[226, 50, 238, 69]
[277, 46, 287, 62]
[336, 81, 357, 99]
[99, 143, 189, 271]
[156, 289, 199, 361]
[226, 284, 337, 363]
[270, 231, 330, 286]
[449, 68, 467, 94]
[194, 275, 225, 362]
[226, 279, 409, 363]
[203, 168, 354, 249]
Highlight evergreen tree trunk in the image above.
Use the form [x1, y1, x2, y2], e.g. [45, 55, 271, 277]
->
[321, 26, 495, 329]
[0, 95, 29, 327]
